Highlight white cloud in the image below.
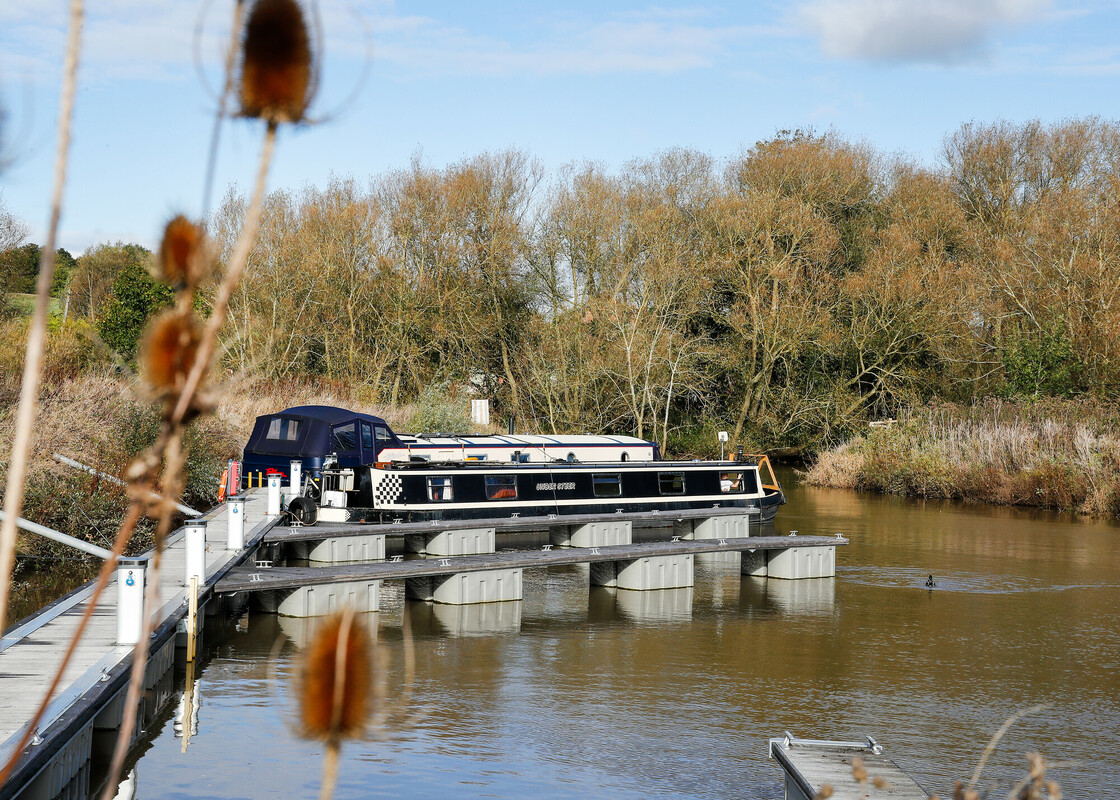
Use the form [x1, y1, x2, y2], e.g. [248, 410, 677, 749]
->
[796, 0, 1051, 64]
[2, 2, 769, 85]
[333, 5, 774, 78]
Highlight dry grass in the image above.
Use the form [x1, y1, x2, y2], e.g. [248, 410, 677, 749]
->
[805, 399, 1120, 516]
[0, 370, 423, 557]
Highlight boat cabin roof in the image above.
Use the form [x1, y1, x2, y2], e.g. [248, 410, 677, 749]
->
[244, 405, 399, 459]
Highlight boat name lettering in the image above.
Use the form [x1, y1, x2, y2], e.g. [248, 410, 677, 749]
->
[536, 482, 576, 491]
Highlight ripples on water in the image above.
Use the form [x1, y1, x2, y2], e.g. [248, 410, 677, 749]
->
[84, 473, 1120, 799]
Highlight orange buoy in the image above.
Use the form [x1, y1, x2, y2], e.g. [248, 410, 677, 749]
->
[218, 468, 229, 501]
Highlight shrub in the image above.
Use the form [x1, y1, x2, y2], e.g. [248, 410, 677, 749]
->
[405, 383, 472, 434]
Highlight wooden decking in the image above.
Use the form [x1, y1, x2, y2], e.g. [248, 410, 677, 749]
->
[0, 490, 277, 790]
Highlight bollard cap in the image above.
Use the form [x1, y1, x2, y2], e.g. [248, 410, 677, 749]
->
[118, 556, 148, 567]
[185, 519, 208, 528]
[226, 495, 245, 504]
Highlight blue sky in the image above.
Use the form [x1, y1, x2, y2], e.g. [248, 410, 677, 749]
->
[1, 0, 1118, 254]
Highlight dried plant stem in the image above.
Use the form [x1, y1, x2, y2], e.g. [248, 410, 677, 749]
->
[201, 1, 246, 218]
[172, 121, 277, 428]
[968, 704, 1051, 791]
[99, 433, 185, 800]
[0, 503, 141, 786]
[0, 0, 83, 638]
[319, 742, 341, 800]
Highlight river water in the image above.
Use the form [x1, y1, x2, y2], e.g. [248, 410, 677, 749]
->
[82, 471, 1120, 797]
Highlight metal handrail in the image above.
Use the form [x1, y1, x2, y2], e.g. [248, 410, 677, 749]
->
[52, 453, 201, 517]
[0, 510, 112, 560]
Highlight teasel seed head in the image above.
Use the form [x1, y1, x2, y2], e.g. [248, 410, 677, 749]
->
[238, 0, 313, 125]
[158, 215, 211, 290]
[299, 607, 372, 742]
[140, 309, 206, 402]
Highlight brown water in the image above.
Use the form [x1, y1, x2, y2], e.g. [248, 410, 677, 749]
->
[54, 471, 1120, 797]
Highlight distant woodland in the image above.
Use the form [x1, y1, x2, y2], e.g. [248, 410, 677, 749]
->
[3, 119, 1119, 457]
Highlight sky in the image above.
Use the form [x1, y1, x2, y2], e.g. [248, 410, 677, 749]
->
[1, 0, 1118, 254]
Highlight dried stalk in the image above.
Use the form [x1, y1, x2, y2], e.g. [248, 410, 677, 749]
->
[171, 121, 277, 428]
[968, 704, 1051, 791]
[0, 0, 83, 637]
[201, 0, 246, 218]
[99, 432, 185, 800]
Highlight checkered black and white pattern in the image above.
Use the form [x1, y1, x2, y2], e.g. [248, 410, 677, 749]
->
[373, 473, 404, 506]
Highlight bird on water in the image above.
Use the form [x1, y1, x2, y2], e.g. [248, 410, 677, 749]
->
[925, 574, 936, 588]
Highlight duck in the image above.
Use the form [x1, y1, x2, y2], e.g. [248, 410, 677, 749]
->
[925, 574, 936, 588]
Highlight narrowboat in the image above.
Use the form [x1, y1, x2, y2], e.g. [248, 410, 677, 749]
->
[243, 405, 785, 527]
[297, 457, 785, 526]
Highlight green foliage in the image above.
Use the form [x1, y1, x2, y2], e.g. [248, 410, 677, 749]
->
[0, 243, 41, 293]
[406, 383, 473, 434]
[52, 248, 77, 296]
[1001, 323, 1080, 398]
[0, 244, 76, 296]
[97, 259, 174, 358]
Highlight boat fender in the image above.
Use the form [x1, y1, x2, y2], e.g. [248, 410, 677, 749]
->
[288, 495, 318, 526]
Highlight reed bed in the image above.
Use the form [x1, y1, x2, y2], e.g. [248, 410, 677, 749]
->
[806, 399, 1120, 516]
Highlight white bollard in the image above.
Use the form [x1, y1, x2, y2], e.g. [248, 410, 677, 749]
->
[289, 459, 302, 498]
[226, 496, 245, 550]
[267, 475, 282, 516]
[185, 519, 207, 586]
[116, 557, 147, 645]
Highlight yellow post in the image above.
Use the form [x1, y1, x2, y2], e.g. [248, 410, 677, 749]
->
[186, 575, 199, 662]
[181, 658, 195, 753]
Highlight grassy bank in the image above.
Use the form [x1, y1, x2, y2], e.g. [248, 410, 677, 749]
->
[0, 371, 425, 562]
[805, 400, 1120, 517]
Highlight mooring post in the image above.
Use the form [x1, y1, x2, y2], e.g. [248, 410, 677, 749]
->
[267, 474, 282, 516]
[289, 459, 302, 499]
[226, 496, 245, 550]
[115, 556, 147, 645]
[186, 575, 200, 662]
[185, 519, 207, 587]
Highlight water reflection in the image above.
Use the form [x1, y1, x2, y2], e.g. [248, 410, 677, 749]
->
[58, 468, 1120, 799]
[740, 576, 836, 615]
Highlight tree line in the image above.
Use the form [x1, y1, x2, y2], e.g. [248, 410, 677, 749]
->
[4, 118, 1119, 455]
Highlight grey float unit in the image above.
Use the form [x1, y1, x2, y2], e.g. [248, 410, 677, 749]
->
[405, 527, 523, 605]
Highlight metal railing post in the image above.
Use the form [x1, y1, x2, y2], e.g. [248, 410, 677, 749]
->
[116, 556, 147, 645]
[184, 519, 207, 586]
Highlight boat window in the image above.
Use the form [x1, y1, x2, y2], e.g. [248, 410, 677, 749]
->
[719, 471, 745, 493]
[658, 472, 685, 495]
[620, 452, 629, 462]
[427, 476, 453, 501]
[592, 474, 622, 497]
[485, 475, 518, 500]
[566, 452, 576, 463]
[361, 422, 374, 451]
[265, 418, 300, 441]
[375, 425, 393, 446]
[332, 423, 358, 452]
